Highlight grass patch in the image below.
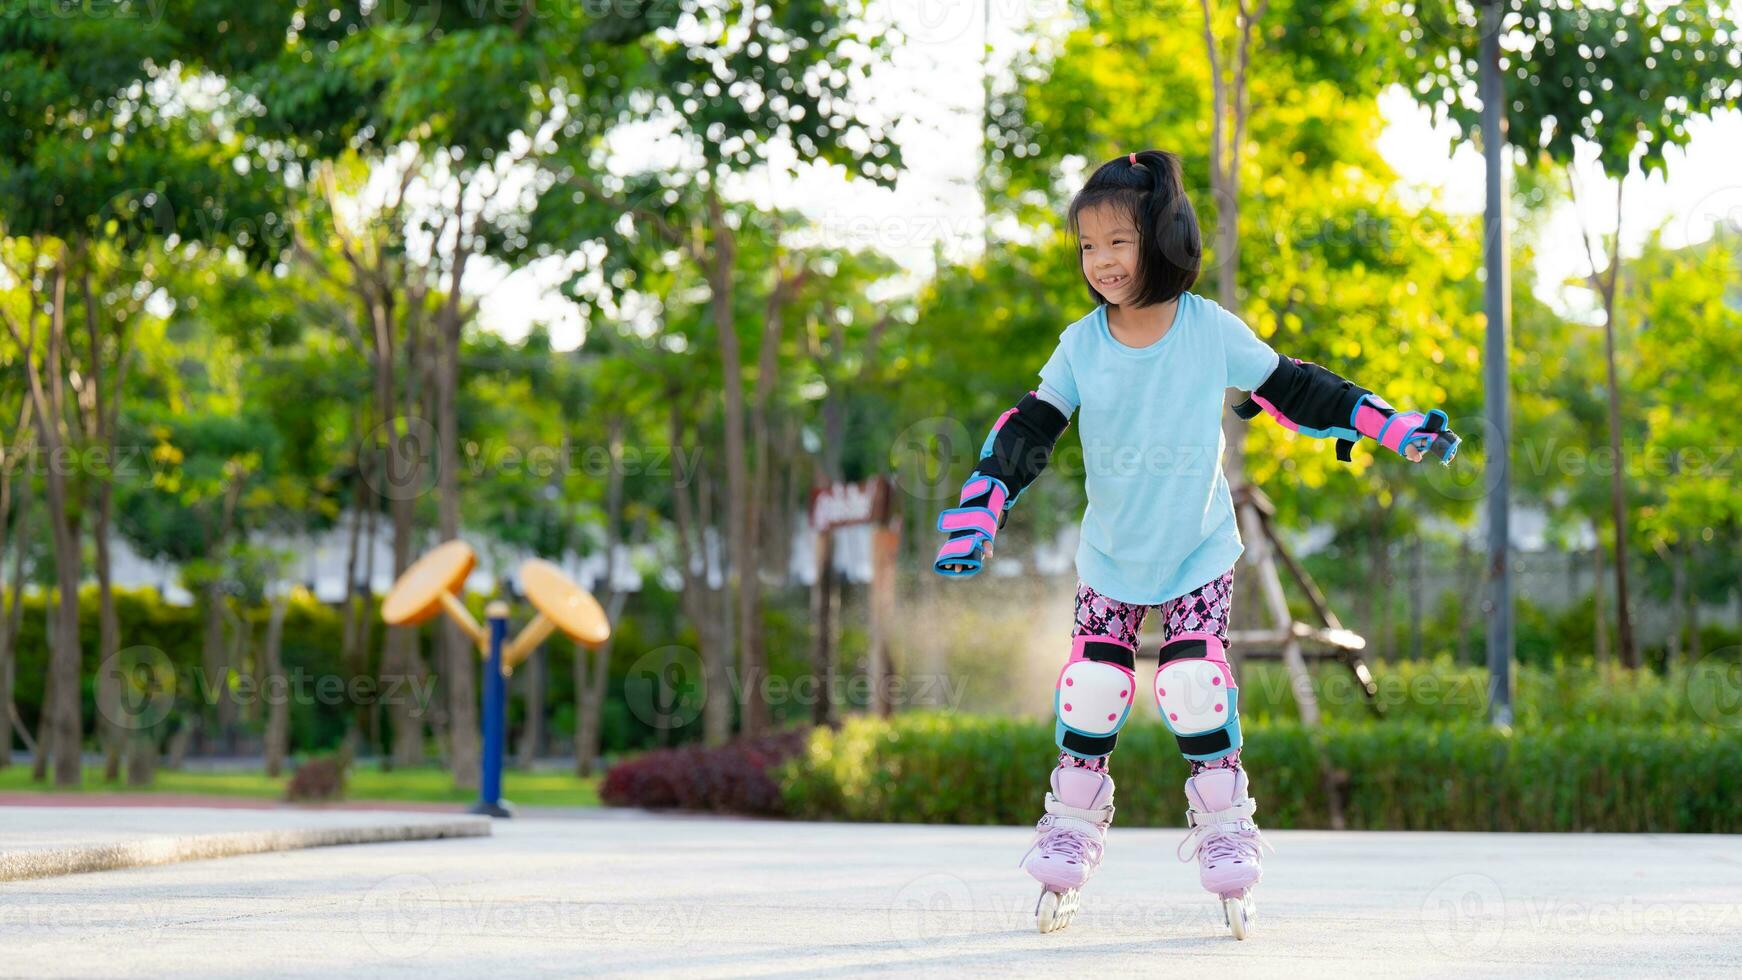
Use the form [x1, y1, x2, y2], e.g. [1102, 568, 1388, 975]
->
[0, 763, 599, 807]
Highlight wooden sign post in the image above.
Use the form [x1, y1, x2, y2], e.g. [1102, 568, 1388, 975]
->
[808, 477, 901, 720]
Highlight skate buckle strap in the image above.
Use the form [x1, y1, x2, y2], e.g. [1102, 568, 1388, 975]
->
[1044, 792, 1116, 828]
[1186, 797, 1257, 829]
[1177, 798, 1273, 864]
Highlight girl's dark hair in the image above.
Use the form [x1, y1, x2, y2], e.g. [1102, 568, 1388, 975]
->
[1068, 149, 1201, 309]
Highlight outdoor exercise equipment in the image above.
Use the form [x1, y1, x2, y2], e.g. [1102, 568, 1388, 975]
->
[383, 541, 611, 817]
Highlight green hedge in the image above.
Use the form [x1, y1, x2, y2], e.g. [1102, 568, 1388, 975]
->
[779, 714, 1742, 833]
[1231, 657, 1737, 728]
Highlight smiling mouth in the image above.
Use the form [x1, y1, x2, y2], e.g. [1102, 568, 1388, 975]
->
[1096, 274, 1128, 289]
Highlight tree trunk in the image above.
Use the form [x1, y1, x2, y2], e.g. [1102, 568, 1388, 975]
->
[1454, 535, 1475, 665]
[94, 501, 122, 779]
[1572, 177, 1636, 669]
[0, 421, 30, 771]
[14, 257, 84, 786]
[869, 521, 900, 717]
[1666, 538, 1686, 672]
[386, 492, 424, 768]
[263, 594, 290, 777]
[363, 271, 426, 770]
[668, 402, 733, 746]
[339, 462, 367, 754]
[1409, 534, 1425, 662]
[357, 481, 380, 757]
[33, 585, 56, 781]
[1375, 510, 1393, 661]
[1353, 528, 1373, 658]
[82, 267, 127, 782]
[225, 602, 248, 754]
[436, 296, 480, 788]
[573, 417, 628, 773]
[1601, 301, 1637, 669]
[200, 579, 228, 754]
[571, 646, 597, 775]
[1687, 571, 1702, 663]
[1593, 542, 1610, 666]
[706, 186, 766, 736]
[808, 528, 836, 727]
[516, 647, 545, 768]
[575, 635, 615, 776]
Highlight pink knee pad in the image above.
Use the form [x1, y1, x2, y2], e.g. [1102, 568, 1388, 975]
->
[1153, 630, 1241, 762]
[1055, 634, 1137, 761]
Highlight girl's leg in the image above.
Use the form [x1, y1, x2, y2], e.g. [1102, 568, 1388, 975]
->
[1159, 568, 1268, 936]
[1155, 568, 1238, 773]
[1058, 580, 1149, 773]
[1024, 580, 1144, 931]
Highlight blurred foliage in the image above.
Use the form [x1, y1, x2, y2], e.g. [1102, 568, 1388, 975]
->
[2, 0, 1739, 783]
[780, 708, 1742, 831]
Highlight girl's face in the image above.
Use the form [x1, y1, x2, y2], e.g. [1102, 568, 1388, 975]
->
[1077, 203, 1138, 306]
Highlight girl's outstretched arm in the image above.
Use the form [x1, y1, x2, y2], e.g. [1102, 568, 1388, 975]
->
[933, 391, 1072, 577]
[1232, 355, 1461, 465]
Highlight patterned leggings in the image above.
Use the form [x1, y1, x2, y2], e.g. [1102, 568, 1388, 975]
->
[1060, 569, 1240, 776]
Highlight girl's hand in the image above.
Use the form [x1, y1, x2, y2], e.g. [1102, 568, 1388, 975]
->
[1353, 397, 1461, 464]
[934, 474, 1009, 578]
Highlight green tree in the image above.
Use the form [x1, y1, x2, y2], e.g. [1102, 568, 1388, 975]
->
[1396, 0, 1742, 666]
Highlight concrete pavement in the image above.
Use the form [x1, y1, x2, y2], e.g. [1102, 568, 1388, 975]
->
[1, 806, 489, 883]
[2, 809, 1739, 977]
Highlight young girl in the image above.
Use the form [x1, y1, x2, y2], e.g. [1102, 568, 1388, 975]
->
[933, 149, 1459, 939]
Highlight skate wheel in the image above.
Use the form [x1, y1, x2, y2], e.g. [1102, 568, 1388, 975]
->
[1223, 896, 1253, 940]
[1035, 888, 1079, 934]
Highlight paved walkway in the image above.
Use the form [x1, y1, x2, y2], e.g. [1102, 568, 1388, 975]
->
[0, 792, 467, 812]
[2, 809, 1739, 977]
[1, 806, 488, 883]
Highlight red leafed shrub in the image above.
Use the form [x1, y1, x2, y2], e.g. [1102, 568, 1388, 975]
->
[601, 729, 811, 816]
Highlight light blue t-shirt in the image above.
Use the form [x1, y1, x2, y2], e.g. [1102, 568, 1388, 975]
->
[1035, 292, 1280, 606]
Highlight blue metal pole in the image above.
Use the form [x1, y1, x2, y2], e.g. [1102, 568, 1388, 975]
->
[474, 601, 512, 817]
